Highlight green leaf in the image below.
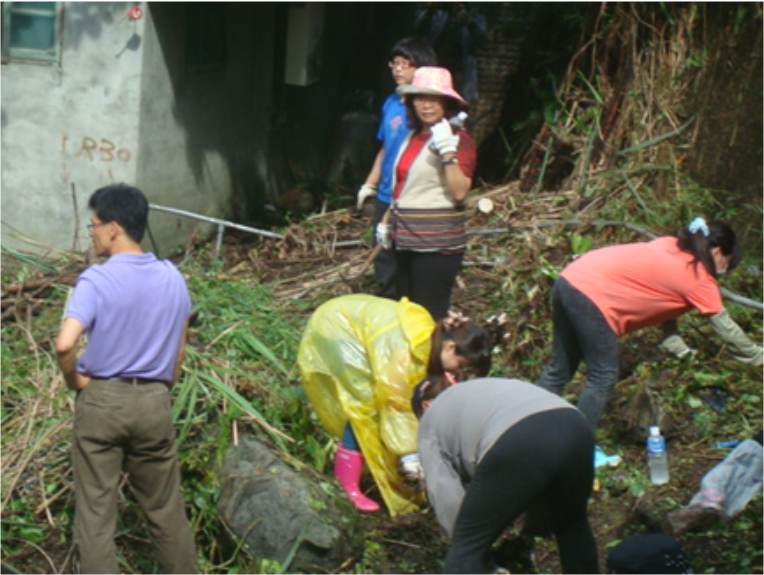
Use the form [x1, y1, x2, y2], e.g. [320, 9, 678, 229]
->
[618, 117, 695, 155]
[233, 333, 291, 379]
[193, 369, 288, 449]
[687, 396, 703, 409]
[629, 481, 646, 498]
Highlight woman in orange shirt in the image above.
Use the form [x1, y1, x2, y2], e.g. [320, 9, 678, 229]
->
[536, 217, 762, 429]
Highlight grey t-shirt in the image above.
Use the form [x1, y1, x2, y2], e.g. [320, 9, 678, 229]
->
[417, 377, 577, 536]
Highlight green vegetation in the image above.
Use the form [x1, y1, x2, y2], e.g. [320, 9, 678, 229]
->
[2, 162, 761, 572]
[2, 2, 761, 573]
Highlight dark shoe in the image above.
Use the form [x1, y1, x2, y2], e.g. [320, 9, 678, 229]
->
[492, 534, 537, 574]
[667, 503, 723, 536]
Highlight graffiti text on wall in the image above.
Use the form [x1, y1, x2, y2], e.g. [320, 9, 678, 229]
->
[62, 136, 132, 162]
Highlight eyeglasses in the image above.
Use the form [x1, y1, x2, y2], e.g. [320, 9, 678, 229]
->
[87, 222, 108, 232]
[413, 95, 442, 107]
[388, 58, 414, 70]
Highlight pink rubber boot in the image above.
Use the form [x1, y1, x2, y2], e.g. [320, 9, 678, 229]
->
[334, 445, 380, 512]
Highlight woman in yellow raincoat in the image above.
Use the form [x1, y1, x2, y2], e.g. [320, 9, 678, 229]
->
[298, 294, 492, 515]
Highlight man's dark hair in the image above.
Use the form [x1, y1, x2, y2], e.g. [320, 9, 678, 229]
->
[411, 375, 453, 419]
[88, 184, 149, 243]
[390, 37, 437, 67]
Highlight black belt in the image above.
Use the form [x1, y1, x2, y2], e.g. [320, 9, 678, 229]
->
[105, 377, 163, 385]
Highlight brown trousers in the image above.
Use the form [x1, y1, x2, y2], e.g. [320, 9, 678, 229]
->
[73, 380, 197, 574]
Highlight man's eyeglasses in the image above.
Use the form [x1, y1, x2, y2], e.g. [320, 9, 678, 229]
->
[87, 222, 108, 232]
[388, 59, 414, 70]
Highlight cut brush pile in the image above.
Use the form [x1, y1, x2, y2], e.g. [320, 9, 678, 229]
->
[2, 3, 761, 573]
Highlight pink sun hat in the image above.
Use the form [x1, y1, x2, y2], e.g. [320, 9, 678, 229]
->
[397, 66, 468, 107]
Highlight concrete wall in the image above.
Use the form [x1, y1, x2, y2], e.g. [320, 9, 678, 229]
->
[1, 2, 423, 257]
[1, 2, 279, 257]
[138, 3, 277, 255]
[2, 2, 143, 254]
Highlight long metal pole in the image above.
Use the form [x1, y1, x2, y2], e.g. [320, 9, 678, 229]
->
[149, 203, 285, 259]
[150, 204, 285, 240]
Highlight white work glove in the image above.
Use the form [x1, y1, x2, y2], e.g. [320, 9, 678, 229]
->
[430, 119, 460, 156]
[375, 222, 392, 250]
[660, 334, 697, 360]
[398, 453, 425, 489]
[356, 184, 377, 211]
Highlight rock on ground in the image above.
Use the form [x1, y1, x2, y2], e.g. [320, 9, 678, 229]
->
[216, 433, 364, 571]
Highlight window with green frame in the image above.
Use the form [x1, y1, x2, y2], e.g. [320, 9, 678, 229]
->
[1, 2, 62, 64]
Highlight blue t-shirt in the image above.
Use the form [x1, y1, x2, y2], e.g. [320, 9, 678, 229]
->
[377, 93, 410, 204]
[66, 252, 191, 382]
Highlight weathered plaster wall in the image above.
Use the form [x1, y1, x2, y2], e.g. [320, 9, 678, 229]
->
[1, 2, 423, 256]
[140, 3, 277, 255]
[1, 2, 278, 257]
[1, 2, 143, 253]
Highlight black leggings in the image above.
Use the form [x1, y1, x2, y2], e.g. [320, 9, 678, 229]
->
[444, 408, 599, 574]
[395, 250, 463, 321]
[372, 198, 398, 299]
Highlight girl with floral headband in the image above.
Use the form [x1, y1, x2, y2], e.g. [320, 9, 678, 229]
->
[297, 295, 493, 515]
[536, 217, 762, 432]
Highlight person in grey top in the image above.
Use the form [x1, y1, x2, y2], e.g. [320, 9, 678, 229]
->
[413, 377, 599, 574]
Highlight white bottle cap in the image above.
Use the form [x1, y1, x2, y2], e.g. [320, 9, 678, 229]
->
[650, 426, 660, 436]
[477, 198, 494, 214]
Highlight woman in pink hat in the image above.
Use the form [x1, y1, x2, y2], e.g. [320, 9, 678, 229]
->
[381, 66, 474, 321]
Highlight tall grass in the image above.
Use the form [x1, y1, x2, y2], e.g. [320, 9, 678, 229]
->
[0, 251, 327, 573]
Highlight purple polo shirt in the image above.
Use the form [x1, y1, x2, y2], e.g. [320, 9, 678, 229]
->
[66, 252, 191, 382]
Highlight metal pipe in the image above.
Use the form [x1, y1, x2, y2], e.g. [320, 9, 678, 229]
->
[215, 224, 225, 257]
[149, 203, 285, 260]
[147, 205, 763, 311]
[149, 204, 285, 240]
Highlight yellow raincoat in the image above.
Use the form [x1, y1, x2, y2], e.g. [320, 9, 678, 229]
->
[298, 294, 435, 515]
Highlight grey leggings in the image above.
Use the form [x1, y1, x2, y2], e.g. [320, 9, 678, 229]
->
[536, 277, 620, 428]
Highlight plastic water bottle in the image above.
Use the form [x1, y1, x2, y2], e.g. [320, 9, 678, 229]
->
[647, 426, 669, 484]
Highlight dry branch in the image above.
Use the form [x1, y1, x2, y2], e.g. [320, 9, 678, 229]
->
[2, 274, 78, 293]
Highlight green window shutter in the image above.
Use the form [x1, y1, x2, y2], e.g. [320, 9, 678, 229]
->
[2, 2, 62, 64]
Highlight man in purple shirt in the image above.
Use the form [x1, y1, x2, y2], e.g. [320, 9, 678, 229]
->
[56, 184, 197, 573]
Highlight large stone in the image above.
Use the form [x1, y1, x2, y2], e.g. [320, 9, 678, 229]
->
[216, 433, 364, 572]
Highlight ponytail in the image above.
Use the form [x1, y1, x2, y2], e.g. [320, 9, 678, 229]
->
[677, 218, 742, 276]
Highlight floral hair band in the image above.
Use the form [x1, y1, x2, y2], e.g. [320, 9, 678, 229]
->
[443, 310, 469, 330]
